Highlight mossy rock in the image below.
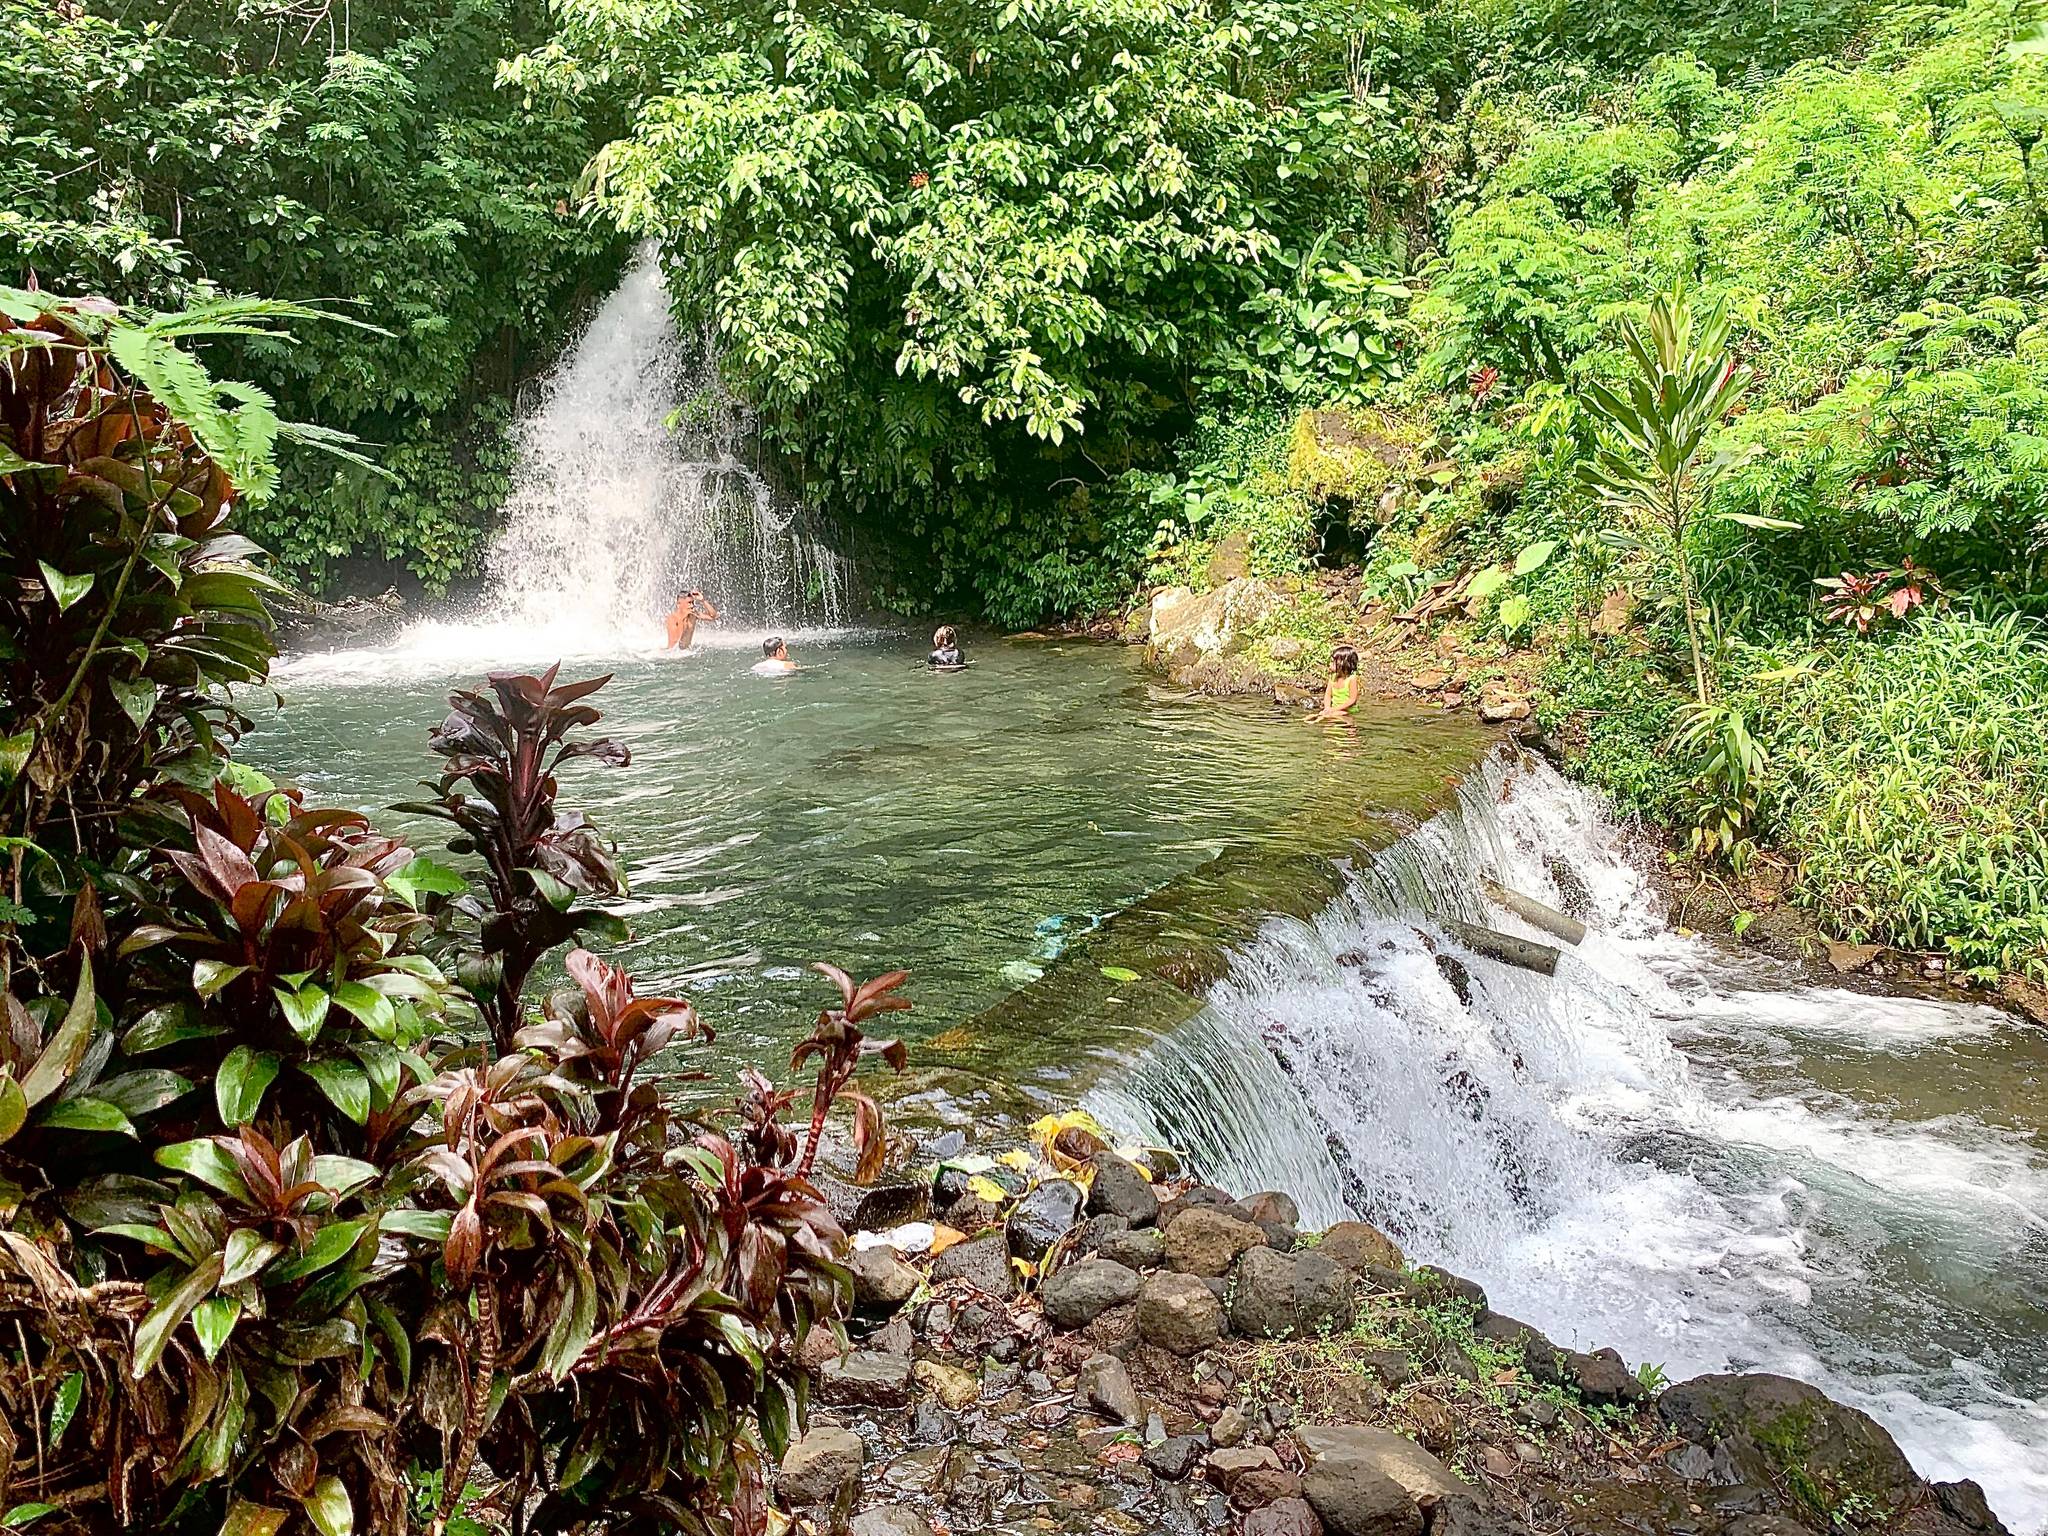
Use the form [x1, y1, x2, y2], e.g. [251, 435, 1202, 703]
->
[1660, 1373, 1920, 1527]
[1286, 407, 1428, 513]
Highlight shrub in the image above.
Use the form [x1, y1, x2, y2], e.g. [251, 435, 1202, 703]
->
[1760, 615, 2048, 976]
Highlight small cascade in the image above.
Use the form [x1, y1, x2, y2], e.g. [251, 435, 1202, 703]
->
[1092, 749, 2048, 1533]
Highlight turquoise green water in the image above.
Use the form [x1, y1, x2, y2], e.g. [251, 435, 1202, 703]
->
[249, 632, 1482, 1102]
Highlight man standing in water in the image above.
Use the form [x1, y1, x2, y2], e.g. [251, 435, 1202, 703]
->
[664, 590, 719, 650]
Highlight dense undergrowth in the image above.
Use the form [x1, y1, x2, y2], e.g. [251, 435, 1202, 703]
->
[0, 297, 903, 1533]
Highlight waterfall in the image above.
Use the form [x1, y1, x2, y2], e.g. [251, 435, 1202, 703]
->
[479, 245, 851, 648]
[1089, 749, 2048, 1532]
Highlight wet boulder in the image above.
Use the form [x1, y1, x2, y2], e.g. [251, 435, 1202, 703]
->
[1164, 1206, 1267, 1276]
[1099, 1226, 1166, 1270]
[1298, 1424, 1479, 1512]
[1229, 1247, 1302, 1339]
[818, 1350, 915, 1409]
[1143, 1436, 1209, 1481]
[1041, 1257, 1141, 1330]
[930, 1232, 1016, 1296]
[848, 1245, 920, 1314]
[1138, 1270, 1226, 1355]
[1660, 1373, 1921, 1525]
[779, 1425, 866, 1506]
[1077, 1352, 1143, 1425]
[1563, 1346, 1647, 1408]
[1231, 1191, 1300, 1228]
[1245, 1499, 1326, 1536]
[1314, 1221, 1405, 1274]
[851, 1509, 928, 1536]
[1006, 1178, 1085, 1261]
[1087, 1152, 1160, 1226]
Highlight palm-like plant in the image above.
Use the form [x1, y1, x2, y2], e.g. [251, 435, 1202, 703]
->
[1579, 288, 1787, 706]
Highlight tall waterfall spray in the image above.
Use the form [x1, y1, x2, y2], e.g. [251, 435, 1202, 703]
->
[478, 246, 850, 651]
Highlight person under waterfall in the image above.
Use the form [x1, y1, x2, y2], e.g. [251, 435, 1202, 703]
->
[664, 590, 720, 650]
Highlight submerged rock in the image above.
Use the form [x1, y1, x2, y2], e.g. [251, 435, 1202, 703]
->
[850, 1508, 928, 1536]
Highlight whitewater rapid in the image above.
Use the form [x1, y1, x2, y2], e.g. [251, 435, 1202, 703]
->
[1090, 751, 2048, 1530]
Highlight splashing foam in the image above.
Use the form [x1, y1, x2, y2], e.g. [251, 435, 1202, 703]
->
[1091, 750, 2048, 1532]
[286, 246, 852, 677]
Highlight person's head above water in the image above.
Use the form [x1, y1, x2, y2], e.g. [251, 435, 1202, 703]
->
[933, 624, 957, 649]
[1330, 642, 1359, 676]
[762, 636, 787, 659]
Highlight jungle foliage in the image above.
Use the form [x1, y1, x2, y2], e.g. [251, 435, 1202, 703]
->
[0, 0, 627, 595]
[0, 295, 901, 1534]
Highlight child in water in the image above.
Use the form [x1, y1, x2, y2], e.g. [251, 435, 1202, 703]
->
[928, 624, 966, 670]
[752, 636, 797, 676]
[1311, 642, 1362, 722]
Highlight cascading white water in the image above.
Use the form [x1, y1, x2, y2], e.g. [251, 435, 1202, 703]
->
[1089, 750, 2048, 1532]
[481, 245, 850, 646]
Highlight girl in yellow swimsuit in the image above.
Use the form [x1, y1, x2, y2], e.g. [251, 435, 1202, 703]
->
[1312, 642, 1362, 722]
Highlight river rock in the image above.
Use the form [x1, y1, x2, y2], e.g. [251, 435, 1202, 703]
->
[1432, 1495, 1533, 1536]
[1158, 1184, 1236, 1226]
[1236, 1468, 1305, 1510]
[1410, 1265, 1486, 1309]
[1099, 1226, 1166, 1270]
[1298, 1425, 1478, 1510]
[1087, 1152, 1160, 1226]
[1246, 1498, 1325, 1536]
[850, 1245, 920, 1312]
[1361, 1349, 1414, 1390]
[1473, 1310, 1561, 1379]
[1081, 1212, 1130, 1251]
[820, 1350, 916, 1408]
[1295, 1251, 1358, 1332]
[1660, 1373, 1920, 1522]
[1229, 1247, 1300, 1338]
[1301, 1452, 1422, 1536]
[1077, 1352, 1142, 1426]
[1139, 1271, 1226, 1355]
[1315, 1221, 1405, 1273]
[1165, 1206, 1267, 1276]
[851, 1508, 928, 1536]
[1006, 1178, 1085, 1261]
[930, 1232, 1015, 1295]
[914, 1359, 980, 1411]
[1232, 1191, 1300, 1228]
[1212, 1405, 1249, 1447]
[779, 1425, 866, 1505]
[1147, 578, 1284, 664]
[1208, 1446, 1282, 1490]
[1042, 1258, 1141, 1330]
[1934, 1479, 2008, 1536]
[1143, 1435, 1209, 1480]
[1563, 1345, 1646, 1407]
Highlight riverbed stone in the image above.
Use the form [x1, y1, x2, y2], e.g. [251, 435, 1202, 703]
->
[1246, 1498, 1325, 1536]
[1006, 1178, 1085, 1261]
[780, 1425, 866, 1505]
[1236, 1468, 1305, 1509]
[1099, 1226, 1166, 1270]
[1143, 1435, 1209, 1480]
[1302, 1452, 1422, 1536]
[1299, 1425, 1478, 1510]
[1087, 1152, 1161, 1226]
[850, 1245, 920, 1312]
[914, 1359, 980, 1411]
[1361, 1349, 1415, 1390]
[1208, 1445, 1282, 1489]
[1158, 1185, 1236, 1226]
[1232, 1191, 1300, 1228]
[1295, 1251, 1358, 1333]
[1660, 1373, 1920, 1521]
[1315, 1222, 1405, 1274]
[930, 1232, 1015, 1295]
[1043, 1257, 1142, 1329]
[1139, 1271, 1226, 1355]
[820, 1350, 916, 1409]
[1165, 1206, 1267, 1276]
[850, 1508, 928, 1536]
[1432, 1495, 1533, 1536]
[1564, 1346, 1647, 1407]
[1077, 1352, 1142, 1426]
[1229, 1246, 1300, 1338]
[1147, 579, 1284, 664]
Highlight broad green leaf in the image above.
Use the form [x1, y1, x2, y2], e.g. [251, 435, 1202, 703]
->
[122, 1005, 226, 1055]
[522, 868, 575, 911]
[268, 1218, 371, 1285]
[36, 1096, 137, 1136]
[0, 1072, 24, 1145]
[310, 1155, 379, 1200]
[192, 1295, 242, 1362]
[330, 981, 394, 1039]
[47, 1372, 82, 1445]
[91, 1068, 193, 1118]
[3, 1505, 58, 1529]
[352, 1041, 402, 1109]
[1465, 566, 1510, 601]
[222, 1228, 285, 1286]
[1513, 540, 1558, 577]
[38, 561, 94, 612]
[1713, 510, 1803, 531]
[298, 1060, 370, 1124]
[156, 1139, 253, 1202]
[387, 856, 467, 906]
[20, 956, 97, 1107]
[109, 676, 157, 730]
[0, 732, 32, 786]
[218, 1499, 289, 1536]
[131, 1253, 225, 1378]
[302, 1476, 353, 1536]
[1499, 593, 1534, 636]
[216, 1047, 280, 1126]
[275, 984, 331, 1043]
[1099, 965, 1141, 983]
[378, 1209, 451, 1241]
[194, 959, 249, 999]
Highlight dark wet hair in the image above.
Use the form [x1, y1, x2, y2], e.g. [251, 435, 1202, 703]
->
[1331, 643, 1359, 676]
[933, 624, 957, 648]
[762, 636, 784, 658]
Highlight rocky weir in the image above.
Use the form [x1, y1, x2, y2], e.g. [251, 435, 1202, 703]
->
[777, 1141, 2010, 1536]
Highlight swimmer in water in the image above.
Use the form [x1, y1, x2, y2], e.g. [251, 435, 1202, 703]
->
[1310, 642, 1362, 723]
[928, 624, 966, 670]
[752, 635, 797, 676]
[664, 590, 719, 650]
